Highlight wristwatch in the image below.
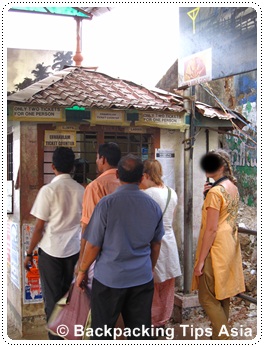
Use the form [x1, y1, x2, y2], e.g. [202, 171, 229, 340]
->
[25, 251, 33, 257]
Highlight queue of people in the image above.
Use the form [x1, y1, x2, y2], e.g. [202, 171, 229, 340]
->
[24, 144, 245, 340]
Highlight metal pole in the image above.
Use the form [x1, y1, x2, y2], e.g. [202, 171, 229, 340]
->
[205, 128, 210, 183]
[183, 87, 194, 294]
[205, 128, 209, 153]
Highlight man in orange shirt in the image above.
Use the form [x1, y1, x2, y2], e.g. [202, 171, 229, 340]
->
[77, 142, 121, 273]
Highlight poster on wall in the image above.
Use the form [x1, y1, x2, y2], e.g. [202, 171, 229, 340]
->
[10, 222, 21, 289]
[7, 180, 13, 214]
[178, 7, 257, 81]
[142, 147, 149, 161]
[23, 224, 43, 304]
[155, 149, 175, 190]
[7, 221, 11, 264]
[178, 48, 212, 88]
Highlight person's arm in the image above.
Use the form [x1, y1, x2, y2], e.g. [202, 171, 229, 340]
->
[74, 223, 88, 276]
[81, 182, 101, 228]
[76, 182, 100, 271]
[75, 242, 101, 289]
[75, 184, 93, 274]
[24, 218, 45, 270]
[150, 240, 162, 270]
[79, 226, 87, 259]
[193, 207, 219, 277]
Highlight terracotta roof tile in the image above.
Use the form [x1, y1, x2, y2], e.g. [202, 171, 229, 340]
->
[7, 67, 248, 129]
[7, 67, 186, 114]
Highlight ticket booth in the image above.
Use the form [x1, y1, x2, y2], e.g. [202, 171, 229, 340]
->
[7, 66, 247, 335]
[7, 67, 190, 335]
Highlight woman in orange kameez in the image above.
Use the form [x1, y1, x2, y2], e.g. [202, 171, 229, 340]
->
[192, 149, 245, 340]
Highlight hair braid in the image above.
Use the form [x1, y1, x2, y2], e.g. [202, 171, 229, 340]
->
[213, 149, 237, 185]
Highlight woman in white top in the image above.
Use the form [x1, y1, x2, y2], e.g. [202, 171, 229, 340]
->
[141, 159, 182, 329]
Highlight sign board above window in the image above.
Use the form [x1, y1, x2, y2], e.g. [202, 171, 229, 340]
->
[9, 106, 64, 122]
[44, 130, 76, 147]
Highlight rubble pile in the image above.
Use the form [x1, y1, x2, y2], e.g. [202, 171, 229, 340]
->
[237, 202, 257, 299]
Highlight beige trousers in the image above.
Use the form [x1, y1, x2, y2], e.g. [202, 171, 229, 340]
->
[198, 253, 231, 340]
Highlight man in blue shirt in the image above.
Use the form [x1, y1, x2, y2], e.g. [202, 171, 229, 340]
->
[76, 154, 164, 339]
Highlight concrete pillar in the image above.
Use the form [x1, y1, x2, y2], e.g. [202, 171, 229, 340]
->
[73, 17, 84, 66]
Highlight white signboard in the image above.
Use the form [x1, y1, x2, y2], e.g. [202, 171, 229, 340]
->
[10, 222, 20, 289]
[95, 110, 123, 122]
[44, 130, 76, 147]
[11, 106, 63, 121]
[155, 149, 176, 190]
[142, 113, 182, 125]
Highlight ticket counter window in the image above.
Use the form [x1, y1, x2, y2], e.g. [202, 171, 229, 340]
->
[44, 132, 97, 184]
[104, 132, 153, 160]
[43, 130, 154, 184]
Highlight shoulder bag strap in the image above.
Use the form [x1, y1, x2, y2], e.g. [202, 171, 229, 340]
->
[162, 186, 171, 217]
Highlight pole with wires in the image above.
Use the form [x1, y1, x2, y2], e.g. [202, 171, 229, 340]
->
[183, 86, 195, 294]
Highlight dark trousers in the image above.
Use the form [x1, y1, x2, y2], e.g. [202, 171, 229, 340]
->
[38, 248, 79, 340]
[91, 278, 154, 340]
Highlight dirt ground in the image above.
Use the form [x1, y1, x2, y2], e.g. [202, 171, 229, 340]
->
[6, 202, 258, 341]
[6, 299, 257, 341]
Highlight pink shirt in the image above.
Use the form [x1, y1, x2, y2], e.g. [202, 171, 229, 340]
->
[81, 168, 120, 225]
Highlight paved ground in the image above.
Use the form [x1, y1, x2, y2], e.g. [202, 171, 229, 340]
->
[6, 298, 258, 341]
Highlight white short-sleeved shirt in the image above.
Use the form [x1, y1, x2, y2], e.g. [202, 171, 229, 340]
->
[30, 174, 84, 258]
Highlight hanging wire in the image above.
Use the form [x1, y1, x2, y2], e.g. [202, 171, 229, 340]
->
[199, 83, 257, 147]
[182, 128, 202, 150]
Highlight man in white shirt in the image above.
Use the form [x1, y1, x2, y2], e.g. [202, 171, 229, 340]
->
[24, 147, 84, 340]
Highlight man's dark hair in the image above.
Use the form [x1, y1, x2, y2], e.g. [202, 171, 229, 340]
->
[118, 154, 143, 183]
[98, 142, 121, 167]
[52, 147, 75, 173]
[72, 158, 89, 184]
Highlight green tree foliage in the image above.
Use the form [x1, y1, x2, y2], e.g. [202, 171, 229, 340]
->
[14, 77, 34, 91]
[8, 50, 73, 94]
[52, 51, 73, 71]
[31, 62, 51, 82]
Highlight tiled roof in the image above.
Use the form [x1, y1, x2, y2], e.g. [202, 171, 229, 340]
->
[7, 67, 185, 113]
[7, 66, 249, 128]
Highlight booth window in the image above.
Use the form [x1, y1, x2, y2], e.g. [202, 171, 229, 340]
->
[42, 128, 157, 185]
[104, 132, 154, 160]
[43, 132, 98, 184]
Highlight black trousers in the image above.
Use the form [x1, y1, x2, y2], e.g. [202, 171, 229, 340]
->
[91, 278, 154, 340]
[38, 248, 79, 340]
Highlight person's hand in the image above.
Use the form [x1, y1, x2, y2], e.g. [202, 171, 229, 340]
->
[24, 256, 33, 271]
[203, 182, 213, 197]
[75, 262, 88, 282]
[194, 261, 204, 277]
[75, 271, 86, 291]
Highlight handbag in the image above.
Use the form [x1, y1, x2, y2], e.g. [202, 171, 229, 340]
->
[47, 280, 91, 340]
